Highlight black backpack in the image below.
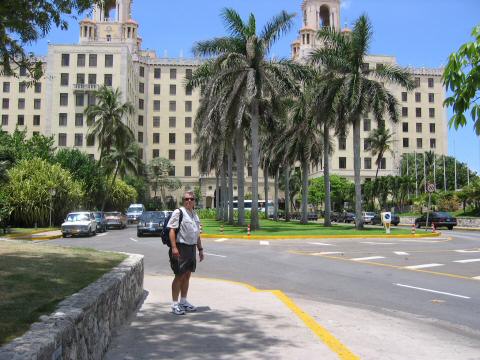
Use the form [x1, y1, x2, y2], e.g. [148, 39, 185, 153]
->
[161, 209, 183, 247]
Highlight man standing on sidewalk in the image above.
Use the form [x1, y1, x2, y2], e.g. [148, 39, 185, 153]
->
[168, 191, 204, 315]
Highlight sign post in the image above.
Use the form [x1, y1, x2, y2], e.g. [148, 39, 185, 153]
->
[382, 212, 392, 234]
[425, 183, 436, 231]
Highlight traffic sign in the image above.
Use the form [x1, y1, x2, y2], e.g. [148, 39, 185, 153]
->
[427, 183, 436, 193]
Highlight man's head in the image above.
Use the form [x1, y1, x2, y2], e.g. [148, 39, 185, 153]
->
[183, 191, 195, 210]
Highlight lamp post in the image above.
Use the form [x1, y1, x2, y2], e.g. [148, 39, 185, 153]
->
[49, 189, 56, 228]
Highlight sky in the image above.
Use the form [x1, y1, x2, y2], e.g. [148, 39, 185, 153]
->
[27, 0, 480, 173]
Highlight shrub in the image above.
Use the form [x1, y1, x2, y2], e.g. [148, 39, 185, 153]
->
[105, 179, 137, 211]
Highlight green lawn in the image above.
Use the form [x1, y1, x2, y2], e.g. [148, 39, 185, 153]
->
[1, 227, 59, 238]
[201, 218, 411, 236]
[0, 242, 126, 345]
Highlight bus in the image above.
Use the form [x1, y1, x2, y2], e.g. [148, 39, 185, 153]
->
[232, 200, 274, 217]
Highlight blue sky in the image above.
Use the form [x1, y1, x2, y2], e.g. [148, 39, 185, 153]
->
[27, 0, 480, 173]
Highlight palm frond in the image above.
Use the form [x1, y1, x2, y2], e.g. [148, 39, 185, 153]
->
[260, 11, 296, 52]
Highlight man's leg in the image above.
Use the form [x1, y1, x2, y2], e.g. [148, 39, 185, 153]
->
[180, 271, 191, 298]
[171, 274, 184, 302]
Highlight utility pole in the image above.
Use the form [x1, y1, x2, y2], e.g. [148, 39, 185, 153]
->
[443, 155, 447, 192]
[423, 152, 427, 193]
[414, 152, 418, 198]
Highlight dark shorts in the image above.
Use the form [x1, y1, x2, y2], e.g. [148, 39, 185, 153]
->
[169, 243, 196, 275]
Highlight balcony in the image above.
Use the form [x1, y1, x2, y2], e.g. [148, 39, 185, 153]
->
[73, 84, 99, 92]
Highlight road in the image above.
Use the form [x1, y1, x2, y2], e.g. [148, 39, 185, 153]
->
[46, 226, 480, 339]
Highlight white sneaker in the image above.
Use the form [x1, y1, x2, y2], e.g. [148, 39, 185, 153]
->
[171, 303, 185, 315]
[179, 300, 197, 312]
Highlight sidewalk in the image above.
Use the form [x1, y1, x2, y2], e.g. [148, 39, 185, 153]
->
[105, 275, 480, 360]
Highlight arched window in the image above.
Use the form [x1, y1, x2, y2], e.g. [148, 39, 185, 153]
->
[303, 10, 307, 26]
[319, 5, 330, 27]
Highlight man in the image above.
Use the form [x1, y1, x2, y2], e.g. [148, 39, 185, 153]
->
[167, 191, 204, 315]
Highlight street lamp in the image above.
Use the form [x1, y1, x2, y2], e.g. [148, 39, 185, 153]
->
[49, 189, 56, 228]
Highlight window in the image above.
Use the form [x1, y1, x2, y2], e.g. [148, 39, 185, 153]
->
[105, 54, 113, 67]
[153, 116, 160, 127]
[153, 133, 160, 144]
[169, 101, 176, 111]
[184, 166, 192, 177]
[60, 73, 69, 86]
[169, 149, 175, 160]
[169, 117, 176, 128]
[170, 68, 177, 79]
[402, 107, 408, 117]
[416, 108, 421, 117]
[170, 84, 176, 95]
[75, 113, 83, 127]
[60, 93, 68, 106]
[19, 82, 26, 93]
[59, 113, 67, 126]
[34, 83, 41, 93]
[402, 122, 408, 132]
[139, 99, 144, 110]
[248, 167, 252, 177]
[139, 82, 144, 93]
[77, 54, 85, 67]
[401, 92, 407, 102]
[416, 138, 423, 149]
[76, 93, 84, 106]
[1, 115, 7, 126]
[104, 74, 112, 86]
[138, 132, 143, 143]
[77, 73, 85, 84]
[61, 54, 70, 66]
[137, 148, 143, 160]
[339, 157, 347, 169]
[185, 101, 192, 112]
[19, 66, 27, 76]
[415, 77, 420, 87]
[338, 137, 346, 150]
[106, 34, 111, 42]
[379, 158, 386, 169]
[138, 115, 144, 126]
[34, 99, 41, 110]
[430, 123, 436, 133]
[17, 115, 24, 126]
[154, 100, 161, 111]
[360, 118, 369, 132]
[152, 149, 159, 158]
[139, 66, 145, 77]
[430, 138, 436, 149]
[2, 99, 9, 109]
[361, 63, 369, 72]
[88, 93, 95, 105]
[87, 136, 95, 147]
[18, 98, 25, 109]
[58, 133, 67, 146]
[185, 150, 192, 161]
[415, 92, 421, 102]
[32, 131, 40, 136]
[364, 139, 371, 151]
[169, 133, 176, 144]
[154, 68, 161, 79]
[185, 133, 192, 144]
[89, 54, 97, 67]
[429, 108, 435, 118]
[378, 120, 385, 129]
[88, 74, 96, 84]
[364, 157, 372, 169]
[169, 166, 175, 176]
[3, 82, 10, 93]
[74, 133, 83, 147]
[428, 93, 435, 103]
[402, 138, 409, 148]
[185, 85, 192, 96]
[154, 84, 161, 95]
[185, 117, 192, 128]
[428, 78, 434, 88]
[416, 123, 422, 133]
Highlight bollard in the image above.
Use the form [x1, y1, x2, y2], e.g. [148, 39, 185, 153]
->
[247, 224, 251, 237]
[199, 223, 203, 234]
[220, 224, 224, 234]
[411, 224, 416, 235]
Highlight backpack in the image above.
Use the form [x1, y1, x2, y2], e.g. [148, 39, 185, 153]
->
[161, 209, 183, 247]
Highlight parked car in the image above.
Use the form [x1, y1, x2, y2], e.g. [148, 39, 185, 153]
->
[61, 212, 97, 237]
[137, 211, 165, 237]
[371, 213, 400, 226]
[126, 203, 145, 224]
[362, 212, 376, 224]
[104, 211, 127, 229]
[415, 212, 457, 230]
[339, 212, 356, 223]
[93, 211, 108, 233]
[330, 212, 341, 222]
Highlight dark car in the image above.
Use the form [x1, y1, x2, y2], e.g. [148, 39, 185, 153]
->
[371, 213, 400, 226]
[137, 211, 165, 237]
[93, 211, 108, 233]
[330, 212, 341, 222]
[415, 212, 457, 230]
[339, 212, 356, 223]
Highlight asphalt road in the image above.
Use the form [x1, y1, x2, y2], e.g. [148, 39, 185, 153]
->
[46, 225, 480, 339]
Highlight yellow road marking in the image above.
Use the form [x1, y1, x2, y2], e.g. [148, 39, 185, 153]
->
[201, 232, 441, 240]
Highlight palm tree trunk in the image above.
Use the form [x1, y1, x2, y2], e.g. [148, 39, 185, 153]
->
[215, 171, 220, 221]
[235, 128, 246, 226]
[353, 117, 364, 230]
[323, 122, 331, 227]
[102, 163, 120, 211]
[221, 158, 228, 222]
[264, 166, 269, 219]
[228, 149, 234, 224]
[285, 165, 290, 222]
[274, 169, 279, 221]
[250, 100, 260, 230]
[301, 161, 308, 224]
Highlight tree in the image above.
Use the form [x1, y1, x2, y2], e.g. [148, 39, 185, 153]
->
[104, 178, 137, 211]
[0, 128, 55, 163]
[147, 157, 181, 207]
[0, 0, 99, 81]
[443, 25, 480, 135]
[308, 175, 355, 212]
[366, 127, 395, 180]
[311, 15, 415, 229]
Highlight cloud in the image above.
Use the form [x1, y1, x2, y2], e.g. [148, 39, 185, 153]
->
[341, 0, 352, 9]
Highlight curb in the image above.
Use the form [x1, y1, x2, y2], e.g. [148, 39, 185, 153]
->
[7, 234, 62, 241]
[201, 232, 441, 240]
[398, 224, 480, 232]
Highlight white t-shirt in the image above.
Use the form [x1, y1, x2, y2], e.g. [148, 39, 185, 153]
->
[167, 207, 200, 245]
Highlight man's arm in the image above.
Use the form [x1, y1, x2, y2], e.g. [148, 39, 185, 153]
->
[170, 228, 180, 257]
[197, 237, 204, 261]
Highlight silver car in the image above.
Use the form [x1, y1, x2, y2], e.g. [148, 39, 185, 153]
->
[61, 212, 97, 237]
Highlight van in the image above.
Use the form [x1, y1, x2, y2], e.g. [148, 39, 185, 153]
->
[126, 203, 145, 224]
[232, 200, 274, 217]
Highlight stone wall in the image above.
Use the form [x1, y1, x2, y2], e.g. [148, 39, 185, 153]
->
[400, 216, 480, 228]
[0, 253, 144, 360]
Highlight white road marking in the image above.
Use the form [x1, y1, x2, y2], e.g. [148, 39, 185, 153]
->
[454, 249, 480, 253]
[204, 252, 227, 258]
[394, 283, 471, 299]
[451, 233, 478, 240]
[308, 242, 334, 246]
[453, 258, 480, 264]
[473, 276, 480, 280]
[260, 241, 270, 246]
[404, 263, 443, 270]
[394, 251, 410, 256]
[398, 239, 447, 243]
[361, 242, 394, 245]
[312, 252, 343, 255]
[96, 233, 107, 237]
[129, 237, 138, 242]
[351, 256, 385, 261]
[215, 238, 229, 242]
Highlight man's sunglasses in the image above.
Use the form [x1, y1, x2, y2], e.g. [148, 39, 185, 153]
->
[184, 198, 195, 201]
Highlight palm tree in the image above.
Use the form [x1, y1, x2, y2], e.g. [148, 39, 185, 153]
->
[191, 8, 308, 230]
[147, 157, 182, 208]
[85, 86, 134, 162]
[366, 127, 395, 180]
[311, 15, 415, 229]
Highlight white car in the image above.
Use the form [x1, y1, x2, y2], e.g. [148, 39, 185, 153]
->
[362, 211, 376, 224]
[61, 212, 98, 237]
